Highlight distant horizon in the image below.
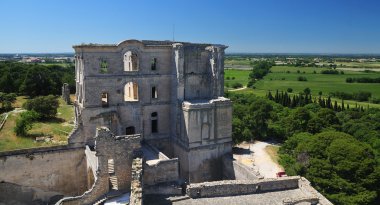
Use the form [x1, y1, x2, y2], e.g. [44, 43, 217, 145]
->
[2, 52, 380, 57]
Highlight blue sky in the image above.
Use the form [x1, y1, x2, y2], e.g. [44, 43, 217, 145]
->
[1, 0, 380, 53]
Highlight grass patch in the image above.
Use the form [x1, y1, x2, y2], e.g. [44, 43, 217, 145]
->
[265, 145, 281, 165]
[0, 95, 74, 151]
[225, 69, 250, 88]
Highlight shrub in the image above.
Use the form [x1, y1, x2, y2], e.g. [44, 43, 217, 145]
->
[247, 80, 255, 88]
[231, 82, 243, 89]
[297, 70, 300, 73]
[226, 76, 230, 80]
[231, 77, 235, 80]
[321, 70, 339, 74]
[304, 88, 311, 95]
[287, 88, 293, 93]
[14, 110, 39, 136]
[286, 71, 290, 73]
[297, 76, 307, 81]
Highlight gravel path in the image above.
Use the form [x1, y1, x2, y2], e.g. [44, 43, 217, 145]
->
[234, 141, 283, 178]
[250, 141, 283, 178]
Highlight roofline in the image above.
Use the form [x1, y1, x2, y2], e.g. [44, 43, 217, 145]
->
[73, 39, 227, 49]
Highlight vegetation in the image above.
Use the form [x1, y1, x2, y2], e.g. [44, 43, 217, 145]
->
[14, 111, 39, 136]
[229, 56, 380, 204]
[0, 96, 73, 151]
[320, 69, 340, 74]
[0, 61, 75, 97]
[229, 91, 380, 204]
[225, 66, 380, 106]
[346, 77, 380, 83]
[330, 91, 372, 102]
[247, 61, 273, 88]
[0, 92, 17, 113]
[23, 95, 59, 119]
[280, 131, 379, 205]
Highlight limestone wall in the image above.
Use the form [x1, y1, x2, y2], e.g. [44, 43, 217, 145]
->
[130, 157, 143, 205]
[173, 141, 232, 183]
[0, 146, 87, 204]
[143, 158, 179, 186]
[222, 154, 261, 180]
[186, 177, 300, 198]
[57, 128, 142, 205]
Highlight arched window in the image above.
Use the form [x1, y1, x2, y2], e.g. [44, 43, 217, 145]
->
[101, 92, 108, 107]
[124, 51, 139, 71]
[151, 112, 158, 133]
[124, 82, 138, 101]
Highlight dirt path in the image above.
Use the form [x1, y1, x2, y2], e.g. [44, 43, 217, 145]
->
[250, 141, 283, 178]
[229, 86, 247, 92]
[234, 141, 283, 178]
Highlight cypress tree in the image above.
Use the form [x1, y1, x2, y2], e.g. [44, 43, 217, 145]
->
[327, 96, 332, 109]
[334, 101, 338, 111]
[268, 91, 274, 101]
[275, 90, 279, 103]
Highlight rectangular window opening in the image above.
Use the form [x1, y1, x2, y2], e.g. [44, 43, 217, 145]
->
[101, 92, 108, 107]
[152, 119, 158, 133]
[151, 86, 157, 99]
[151, 58, 157, 70]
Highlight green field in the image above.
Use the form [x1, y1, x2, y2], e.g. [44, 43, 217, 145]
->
[225, 57, 251, 66]
[224, 69, 250, 87]
[335, 61, 380, 68]
[225, 66, 380, 108]
[0, 96, 74, 151]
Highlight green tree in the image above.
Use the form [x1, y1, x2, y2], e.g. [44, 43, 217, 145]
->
[19, 66, 55, 97]
[0, 69, 14, 93]
[14, 110, 40, 136]
[23, 95, 59, 119]
[248, 98, 273, 139]
[0, 92, 16, 111]
[281, 131, 380, 205]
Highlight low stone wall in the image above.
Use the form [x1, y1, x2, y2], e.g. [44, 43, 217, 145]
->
[143, 158, 179, 186]
[55, 175, 108, 205]
[144, 183, 183, 196]
[222, 154, 261, 180]
[187, 177, 300, 198]
[0, 145, 87, 204]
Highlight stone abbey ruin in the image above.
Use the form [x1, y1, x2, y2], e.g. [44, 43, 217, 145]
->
[0, 40, 332, 205]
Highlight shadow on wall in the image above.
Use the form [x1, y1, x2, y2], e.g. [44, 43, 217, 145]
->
[0, 181, 64, 205]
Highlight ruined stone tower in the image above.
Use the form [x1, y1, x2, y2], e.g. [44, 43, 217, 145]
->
[73, 40, 232, 182]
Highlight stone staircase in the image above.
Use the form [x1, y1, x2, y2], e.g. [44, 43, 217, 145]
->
[108, 159, 115, 174]
[109, 176, 119, 190]
[108, 159, 119, 191]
